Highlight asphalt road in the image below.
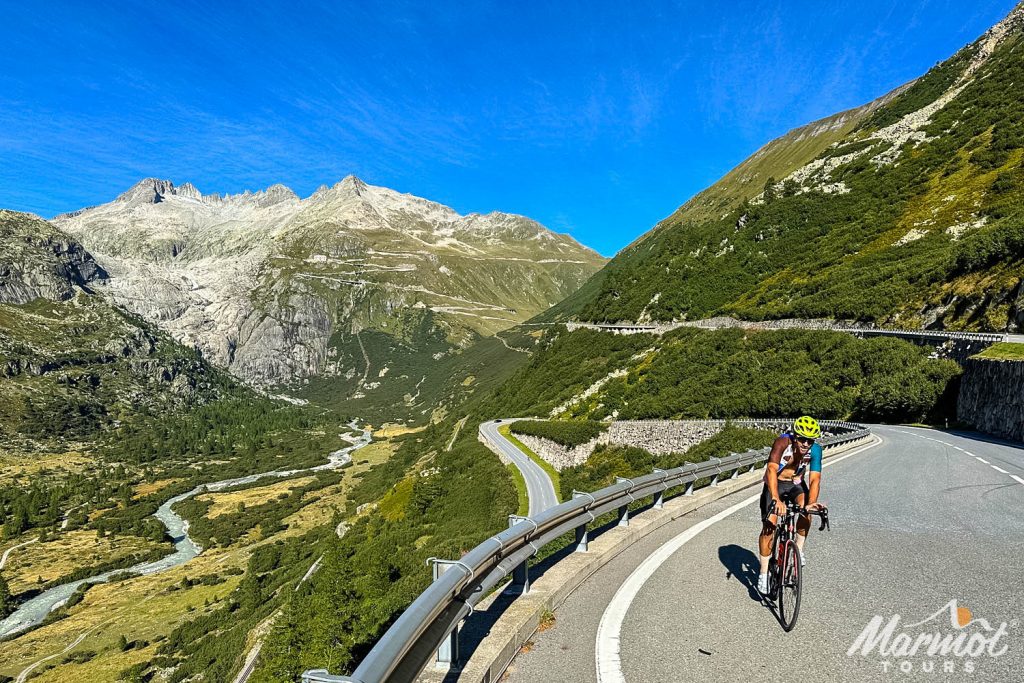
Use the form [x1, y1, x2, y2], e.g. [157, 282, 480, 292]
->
[479, 420, 559, 515]
[506, 425, 1024, 682]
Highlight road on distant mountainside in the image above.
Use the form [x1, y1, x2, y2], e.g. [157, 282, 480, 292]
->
[0, 538, 38, 570]
[479, 420, 559, 516]
[505, 425, 1024, 682]
[561, 319, 1024, 344]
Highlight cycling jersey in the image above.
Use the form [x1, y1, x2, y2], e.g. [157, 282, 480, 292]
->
[766, 433, 822, 485]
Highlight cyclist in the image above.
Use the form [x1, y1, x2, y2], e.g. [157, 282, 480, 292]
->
[756, 416, 825, 595]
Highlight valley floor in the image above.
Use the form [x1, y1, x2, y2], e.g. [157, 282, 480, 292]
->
[0, 434, 397, 683]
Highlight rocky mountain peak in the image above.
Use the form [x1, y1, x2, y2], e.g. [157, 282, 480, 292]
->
[258, 183, 298, 207]
[52, 174, 606, 387]
[176, 182, 202, 200]
[114, 178, 210, 205]
[336, 175, 368, 196]
[116, 178, 177, 204]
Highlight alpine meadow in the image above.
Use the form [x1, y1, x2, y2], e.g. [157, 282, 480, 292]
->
[2, 3, 1024, 683]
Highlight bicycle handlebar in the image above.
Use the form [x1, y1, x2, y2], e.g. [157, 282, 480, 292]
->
[791, 505, 830, 531]
[765, 504, 830, 531]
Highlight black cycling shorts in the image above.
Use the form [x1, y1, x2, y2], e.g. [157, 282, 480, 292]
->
[760, 479, 808, 521]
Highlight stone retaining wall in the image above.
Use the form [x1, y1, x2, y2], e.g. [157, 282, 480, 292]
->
[514, 434, 595, 471]
[516, 419, 790, 471]
[957, 357, 1024, 441]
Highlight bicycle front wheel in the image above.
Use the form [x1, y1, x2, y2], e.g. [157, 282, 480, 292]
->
[778, 541, 802, 631]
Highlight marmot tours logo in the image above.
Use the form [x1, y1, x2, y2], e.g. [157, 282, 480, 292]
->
[848, 600, 1014, 675]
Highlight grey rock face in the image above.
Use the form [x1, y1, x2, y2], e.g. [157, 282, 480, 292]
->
[957, 357, 1024, 441]
[0, 210, 108, 304]
[53, 177, 606, 387]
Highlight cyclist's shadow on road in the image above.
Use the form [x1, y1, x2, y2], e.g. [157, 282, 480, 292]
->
[718, 544, 762, 602]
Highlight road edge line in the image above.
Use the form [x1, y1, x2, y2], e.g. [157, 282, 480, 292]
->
[433, 434, 880, 683]
[594, 435, 882, 683]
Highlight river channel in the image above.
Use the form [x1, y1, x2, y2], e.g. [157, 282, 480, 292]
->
[0, 421, 372, 638]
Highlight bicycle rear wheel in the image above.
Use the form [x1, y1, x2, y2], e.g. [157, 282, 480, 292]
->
[778, 541, 802, 631]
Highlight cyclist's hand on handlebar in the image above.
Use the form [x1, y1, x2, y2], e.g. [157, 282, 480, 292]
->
[806, 502, 825, 512]
[773, 498, 787, 516]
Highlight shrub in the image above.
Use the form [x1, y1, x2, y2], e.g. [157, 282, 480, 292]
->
[510, 420, 608, 447]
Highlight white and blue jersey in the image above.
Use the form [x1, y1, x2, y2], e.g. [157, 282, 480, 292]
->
[768, 434, 822, 485]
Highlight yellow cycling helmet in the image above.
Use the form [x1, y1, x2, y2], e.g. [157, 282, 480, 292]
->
[792, 415, 821, 439]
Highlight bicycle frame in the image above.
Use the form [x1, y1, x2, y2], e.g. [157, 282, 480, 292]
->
[769, 504, 830, 571]
[766, 504, 829, 608]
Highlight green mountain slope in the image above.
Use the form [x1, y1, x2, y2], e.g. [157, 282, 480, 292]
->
[0, 211, 236, 450]
[546, 3, 1024, 331]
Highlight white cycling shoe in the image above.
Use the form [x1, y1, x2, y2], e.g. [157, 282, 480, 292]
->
[757, 573, 769, 595]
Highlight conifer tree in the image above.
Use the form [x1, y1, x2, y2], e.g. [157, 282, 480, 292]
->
[0, 573, 13, 619]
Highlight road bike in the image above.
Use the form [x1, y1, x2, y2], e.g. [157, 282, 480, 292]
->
[765, 503, 829, 631]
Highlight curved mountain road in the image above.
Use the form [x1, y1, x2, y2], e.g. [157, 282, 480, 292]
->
[0, 538, 37, 570]
[505, 425, 1024, 682]
[479, 420, 559, 516]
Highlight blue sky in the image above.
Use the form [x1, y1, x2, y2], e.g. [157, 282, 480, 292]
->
[0, 0, 1018, 256]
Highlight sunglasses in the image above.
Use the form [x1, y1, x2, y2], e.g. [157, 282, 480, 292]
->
[795, 436, 815, 445]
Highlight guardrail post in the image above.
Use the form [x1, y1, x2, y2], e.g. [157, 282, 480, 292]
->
[574, 523, 589, 552]
[615, 477, 635, 527]
[652, 469, 666, 509]
[429, 560, 461, 669]
[512, 559, 530, 594]
[571, 491, 595, 552]
[708, 458, 721, 487]
[617, 504, 630, 527]
[729, 454, 740, 479]
[508, 515, 534, 593]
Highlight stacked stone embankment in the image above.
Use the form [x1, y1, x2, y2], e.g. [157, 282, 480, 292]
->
[957, 357, 1024, 442]
[516, 419, 790, 471]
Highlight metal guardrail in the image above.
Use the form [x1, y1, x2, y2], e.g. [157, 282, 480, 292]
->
[302, 421, 870, 683]
[837, 328, 1004, 343]
[571, 320, 1007, 345]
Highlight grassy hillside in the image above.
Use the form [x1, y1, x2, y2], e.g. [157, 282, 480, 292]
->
[546, 9, 1024, 332]
[297, 318, 535, 426]
[0, 295, 229, 450]
[974, 341, 1024, 359]
[651, 88, 908, 231]
[486, 327, 961, 424]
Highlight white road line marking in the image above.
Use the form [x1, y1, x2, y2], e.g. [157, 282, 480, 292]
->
[595, 494, 757, 683]
[897, 430, 1024, 489]
[594, 437, 880, 683]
